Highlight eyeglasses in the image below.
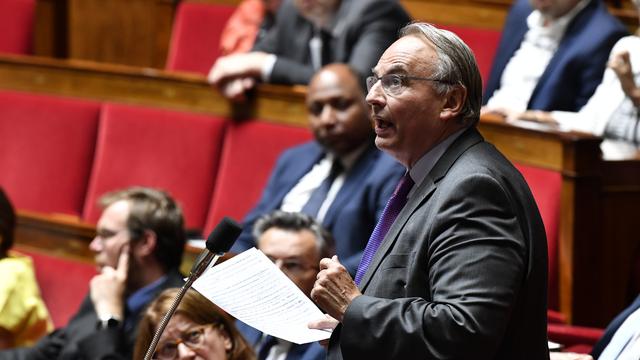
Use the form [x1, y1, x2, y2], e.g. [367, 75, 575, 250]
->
[366, 73, 448, 96]
[268, 257, 315, 275]
[93, 228, 128, 245]
[153, 324, 219, 360]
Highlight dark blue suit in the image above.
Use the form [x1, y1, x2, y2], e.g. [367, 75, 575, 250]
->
[591, 294, 640, 358]
[231, 141, 405, 274]
[236, 321, 326, 360]
[483, 0, 627, 112]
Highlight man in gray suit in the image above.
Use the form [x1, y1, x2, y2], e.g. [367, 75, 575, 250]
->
[208, 0, 410, 101]
[309, 23, 550, 359]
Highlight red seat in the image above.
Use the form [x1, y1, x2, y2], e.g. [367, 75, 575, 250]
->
[17, 249, 96, 328]
[166, 1, 236, 74]
[0, 0, 35, 55]
[203, 121, 313, 235]
[548, 322, 604, 354]
[82, 103, 227, 230]
[515, 164, 562, 310]
[0, 91, 100, 216]
[436, 24, 501, 87]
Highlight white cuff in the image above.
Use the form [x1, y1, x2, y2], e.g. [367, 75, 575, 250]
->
[261, 54, 277, 82]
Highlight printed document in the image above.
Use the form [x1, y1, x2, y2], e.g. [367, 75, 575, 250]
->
[193, 248, 331, 344]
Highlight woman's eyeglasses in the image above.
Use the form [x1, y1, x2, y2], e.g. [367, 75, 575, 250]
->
[153, 323, 221, 360]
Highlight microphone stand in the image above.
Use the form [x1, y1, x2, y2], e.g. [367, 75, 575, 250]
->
[143, 252, 222, 360]
[143, 217, 241, 360]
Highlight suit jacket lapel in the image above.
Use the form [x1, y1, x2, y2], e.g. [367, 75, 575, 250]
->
[358, 128, 484, 291]
[528, 0, 593, 108]
[322, 143, 377, 227]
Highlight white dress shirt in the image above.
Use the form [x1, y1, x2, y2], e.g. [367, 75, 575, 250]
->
[280, 145, 367, 222]
[599, 306, 640, 360]
[552, 36, 640, 144]
[486, 0, 589, 112]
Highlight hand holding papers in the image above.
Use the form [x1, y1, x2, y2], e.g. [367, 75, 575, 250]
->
[193, 248, 331, 344]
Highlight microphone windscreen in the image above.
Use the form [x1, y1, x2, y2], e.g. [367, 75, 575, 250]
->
[205, 217, 242, 253]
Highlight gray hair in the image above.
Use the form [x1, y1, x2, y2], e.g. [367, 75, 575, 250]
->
[400, 22, 483, 126]
[252, 211, 336, 259]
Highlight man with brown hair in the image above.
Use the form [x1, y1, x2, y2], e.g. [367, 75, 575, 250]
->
[0, 187, 185, 360]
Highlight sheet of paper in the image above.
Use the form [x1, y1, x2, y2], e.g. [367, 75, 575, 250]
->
[192, 248, 331, 344]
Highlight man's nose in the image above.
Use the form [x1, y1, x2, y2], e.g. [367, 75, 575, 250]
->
[319, 105, 337, 125]
[365, 81, 385, 108]
[89, 237, 102, 252]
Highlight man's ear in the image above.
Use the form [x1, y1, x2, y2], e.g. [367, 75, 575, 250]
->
[132, 230, 157, 258]
[440, 85, 466, 121]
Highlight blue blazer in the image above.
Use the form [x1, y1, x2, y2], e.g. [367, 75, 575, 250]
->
[591, 294, 640, 358]
[231, 141, 405, 274]
[483, 0, 627, 112]
[236, 321, 326, 360]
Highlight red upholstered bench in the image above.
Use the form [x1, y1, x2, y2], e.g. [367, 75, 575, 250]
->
[203, 120, 313, 235]
[0, 91, 100, 216]
[0, 0, 35, 55]
[547, 322, 604, 354]
[82, 103, 228, 230]
[435, 24, 501, 87]
[515, 164, 562, 311]
[166, 1, 236, 74]
[16, 249, 97, 328]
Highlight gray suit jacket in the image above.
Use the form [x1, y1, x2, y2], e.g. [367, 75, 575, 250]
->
[328, 128, 549, 359]
[253, 0, 410, 85]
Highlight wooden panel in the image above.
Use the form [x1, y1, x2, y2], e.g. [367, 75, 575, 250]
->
[402, 0, 509, 30]
[33, 0, 67, 58]
[14, 210, 95, 263]
[67, 0, 174, 67]
[0, 54, 308, 126]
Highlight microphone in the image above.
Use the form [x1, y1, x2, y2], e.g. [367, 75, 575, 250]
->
[143, 217, 242, 360]
[189, 217, 243, 279]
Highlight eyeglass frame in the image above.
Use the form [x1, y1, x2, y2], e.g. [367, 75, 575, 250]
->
[366, 73, 452, 96]
[152, 323, 223, 360]
[267, 256, 317, 275]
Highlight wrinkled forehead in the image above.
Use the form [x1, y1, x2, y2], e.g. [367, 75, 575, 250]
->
[373, 35, 438, 76]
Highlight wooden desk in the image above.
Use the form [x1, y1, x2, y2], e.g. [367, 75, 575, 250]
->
[0, 54, 308, 126]
[479, 116, 640, 326]
[3, 54, 640, 326]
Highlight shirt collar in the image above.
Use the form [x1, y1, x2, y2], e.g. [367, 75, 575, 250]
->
[408, 127, 467, 196]
[527, 0, 589, 33]
[327, 142, 369, 171]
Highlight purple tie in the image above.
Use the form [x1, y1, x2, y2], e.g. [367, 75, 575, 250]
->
[355, 172, 414, 285]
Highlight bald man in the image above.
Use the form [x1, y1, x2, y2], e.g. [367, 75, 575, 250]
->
[230, 63, 404, 275]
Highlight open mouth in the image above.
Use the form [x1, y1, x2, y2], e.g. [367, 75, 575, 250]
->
[374, 118, 394, 134]
[377, 119, 392, 129]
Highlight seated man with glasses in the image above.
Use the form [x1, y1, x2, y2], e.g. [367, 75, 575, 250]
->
[235, 211, 334, 360]
[134, 288, 255, 360]
[0, 187, 186, 359]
